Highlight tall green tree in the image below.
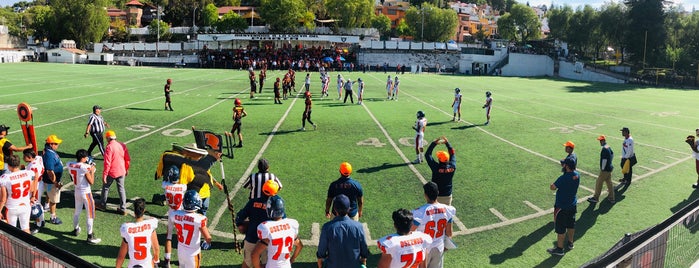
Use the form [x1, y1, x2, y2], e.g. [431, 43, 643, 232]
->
[371, 14, 391, 40]
[216, 11, 247, 33]
[326, 0, 373, 28]
[625, 0, 666, 67]
[258, 0, 305, 32]
[50, 0, 110, 48]
[404, 3, 458, 42]
[215, 0, 240, 5]
[27, 5, 53, 42]
[496, 3, 540, 44]
[568, 5, 599, 58]
[546, 5, 573, 40]
[598, 2, 628, 62]
[148, 19, 171, 41]
[202, 3, 218, 27]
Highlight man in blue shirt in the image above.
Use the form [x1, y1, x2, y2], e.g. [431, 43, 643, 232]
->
[43, 134, 64, 225]
[425, 136, 456, 205]
[547, 158, 580, 256]
[325, 162, 364, 220]
[317, 194, 369, 268]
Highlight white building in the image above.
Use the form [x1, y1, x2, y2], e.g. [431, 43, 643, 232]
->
[46, 40, 87, 64]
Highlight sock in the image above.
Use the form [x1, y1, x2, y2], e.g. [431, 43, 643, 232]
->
[165, 253, 171, 260]
[87, 218, 94, 235]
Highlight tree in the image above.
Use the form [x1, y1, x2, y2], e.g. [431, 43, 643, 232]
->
[215, 0, 240, 5]
[404, 3, 458, 42]
[258, 0, 305, 32]
[326, 0, 373, 28]
[625, 0, 667, 67]
[216, 11, 247, 33]
[598, 2, 628, 62]
[148, 19, 171, 41]
[395, 18, 410, 37]
[496, 3, 540, 44]
[108, 18, 130, 42]
[546, 5, 573, 41]
[300, 10, 316, 31]
[202, 3, 218, 27]
[371, 14, 391, 40]
[568, 5, 599, 59]
[27, 5, 53, 43]
[50, 0, 110, 48]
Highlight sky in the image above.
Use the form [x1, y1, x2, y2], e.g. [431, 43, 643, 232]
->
[0, 0, 697, 10]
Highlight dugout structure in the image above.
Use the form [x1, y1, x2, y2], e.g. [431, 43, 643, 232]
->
[0, 221, 98, 267]
[582, 197, 699, 267]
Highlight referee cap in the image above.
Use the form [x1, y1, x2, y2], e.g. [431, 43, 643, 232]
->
[339, 162, 352, 176]
[262, 180, 280, 197]
[436, 151, 450, 163]
[105, 130, 116, 140]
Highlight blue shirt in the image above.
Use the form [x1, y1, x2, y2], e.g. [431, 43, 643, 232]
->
[42, 146, 63, 184]
[554, 171, 580, 209]
[327, 177, 363, 217]
[235, 196, 271, 243]
[425, 141, 456, 196]
[316, 215, 369, 268]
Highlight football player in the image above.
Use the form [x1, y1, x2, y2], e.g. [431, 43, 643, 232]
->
[386, 75, 393, 100]
[273, 77, 282, 104]
[164, 79, 173, 111]
[161, 165, 187, 268]
[0, 155, 35, 234]
[451, 88, 462, 122]
[336, 74, 344, 100]
[249, 70, 257, 99]
[300, 91, 317, 131]
[251, 195, 303, 268]
[67, 149, 101, 244]
[356, 78, 365, 105]
[23, 149, 45, 233]
[411, 182, 456, 268]
[231, 98, 247, 148]
[412, 111, 428, 164]
[392, 76, 400, 100]
[259, 66, 266, 93]
[377, 209, 432, 268]
[117, 198, 160, 268]
[168, 190, 212, 268]
[482, 91, 493, 125]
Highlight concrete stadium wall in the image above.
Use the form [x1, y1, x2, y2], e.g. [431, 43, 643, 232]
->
[357, 51, 461, 71]
[502, 53, 554, 77]
[558, 61, 625, 84]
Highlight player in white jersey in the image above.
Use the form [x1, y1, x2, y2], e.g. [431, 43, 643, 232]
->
[413, 111, 428, 164]
[357, 78, 365, 105]
[252, 195, 303, 268]
[117, 198, 160, 268]
[482, 91, 493, 125]
[392, 76, 400, 100]
[169, 190, 211, 268]
[161, 165, 187, 268]
[378, 208, 433, 268]
[386, 75, 393, 100]
[23, 149, 45, 232]
[320, 73, 329, 97]
[0, 155, 35, 233]
[67, 149, 101, 244]
[451, 88, 462, 122]
[336, 74, 344, 100]
[411, 182, 456, 268]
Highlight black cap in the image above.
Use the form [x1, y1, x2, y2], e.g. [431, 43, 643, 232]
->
[620, 127, 630, 133]
[562, 158, 576, 170]
[0, 124, 9, 133]
[93, 105, 102, 112]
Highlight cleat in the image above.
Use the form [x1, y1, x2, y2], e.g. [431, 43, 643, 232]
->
[50, 217, 63, 225]
[117, 209, 127, 215]
[566, 242, 574, 250]
[87, 234, 101, 245]
[299, 127, 305, 131]
[313, 124, 317, 130]
[95, 203, 106, 212]
[72, 226, 81, 236]
[587, 197, 598, 204]
[547, 247, 565, 256]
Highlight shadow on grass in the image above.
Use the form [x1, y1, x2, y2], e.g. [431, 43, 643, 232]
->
[452, 123, 482, 130]
[259, 129, 304, 136]
[575, 201, 614, 243]
[318, 102, 357, 108]
[125, 107, 163, 111]
[670, 189, 699, 214]
[42, 227, 120, 258]
[489, 222, 554, 264]
[356, 162, 412, 174]
[533, 256, 563, 268]
[428, 120, 457, 127]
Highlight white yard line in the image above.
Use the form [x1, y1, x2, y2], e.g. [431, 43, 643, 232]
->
[489, 208, 509, 222]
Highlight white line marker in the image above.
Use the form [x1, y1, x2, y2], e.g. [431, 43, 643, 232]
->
[489, 208, 508, 222]
[637, 165, 654, 171]
[523, 200, 543, 213]
[652, 160, 668, 165]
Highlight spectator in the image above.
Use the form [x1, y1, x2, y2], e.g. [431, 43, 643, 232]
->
[317, 194, 369, 268]
[560, 141, 577, 171]
[42, 134, 64, 225]
[411, 182, 456, 268]
[686, 129, 699, 189]
[0, 124, 33, 175]
[236, 180, 280, 268]
[619, 127, 636, 185]
[425, 136, 456, 205]
[589, 135, 615, 204]
[547, 158, 580, 256]
[97, 130, 130, 215]
[325, 162, 364, 220]
[84, 105, 109, 156]
[242, 158, 283, 200]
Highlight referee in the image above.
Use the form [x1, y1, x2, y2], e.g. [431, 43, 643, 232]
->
[243, 158, 283, 199]
[84, 105, 109, 156]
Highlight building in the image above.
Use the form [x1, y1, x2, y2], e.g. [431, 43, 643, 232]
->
[46, 40, 87, 64]
[374, 0, 410, 29]
[450, 2, 498, 43]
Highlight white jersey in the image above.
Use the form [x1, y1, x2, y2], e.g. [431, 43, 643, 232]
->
[484, 97, 492, 108]
[393, 79, 400, 90]
[415, 118, 427, 137]
[120, 218, 158, 268]
[67, 161, 93, 193]
[257, 218, 300, 268]
[453, 93, 462, 107]
[377, 231, 433, 268]
[412, 203, 456, 252]
[164, 183, 187, 211]
[386, 78, 393, 91]
[25, 156, 44, 179]
[337, 77, 344, 89]
[305, 76, 311, 85]
[169, 210, 207, 251]
[622, 136, 635, 158]
[0, 170, 34, 209]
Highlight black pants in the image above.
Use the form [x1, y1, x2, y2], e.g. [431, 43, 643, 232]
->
[88, 132, 105, 156]
[303, 110, 314, 127]
[621, 156, 637, 183]
[344, 90, 354, 103]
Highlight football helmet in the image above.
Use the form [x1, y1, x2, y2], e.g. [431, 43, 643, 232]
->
[165, 165, 180, 184]
[416, 110, 425, 119]
[183, 190, 202, 211]
[266, 195, 285, 219]
[486, 91, 492, 97]
[30, 203, 43, 221]
[455, 88, 461, 94]
[234, 98, 242, 106]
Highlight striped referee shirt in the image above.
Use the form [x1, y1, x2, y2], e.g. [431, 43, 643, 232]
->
[87, 113, 106, 134]
[243, 171, 283, 199]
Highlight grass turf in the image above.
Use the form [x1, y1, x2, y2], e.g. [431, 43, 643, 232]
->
[0, 62, 698, 267]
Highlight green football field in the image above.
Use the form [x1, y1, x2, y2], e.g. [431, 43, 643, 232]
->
[1, 62, 698, 267]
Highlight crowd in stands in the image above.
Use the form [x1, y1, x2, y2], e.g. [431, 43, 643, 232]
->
[198, 43, 356, 71]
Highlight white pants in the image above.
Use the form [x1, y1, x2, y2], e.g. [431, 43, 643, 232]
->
[74, 191, 96, 234]
[425, 247, 444, 268]
[6, 207, 31, 231]
[178, 247, 202, 268]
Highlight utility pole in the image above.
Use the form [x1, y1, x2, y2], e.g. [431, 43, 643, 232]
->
[156, 4, 160, 56]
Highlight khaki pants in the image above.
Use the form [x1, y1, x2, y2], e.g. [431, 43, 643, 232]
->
[437, 195, 452, 206]
[594, 171, 614, 202]
[243, 240, 267, 267]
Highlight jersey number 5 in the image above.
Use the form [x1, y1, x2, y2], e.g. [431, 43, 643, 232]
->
[133, 236, 148, 260]
[11, 180, 31, 199]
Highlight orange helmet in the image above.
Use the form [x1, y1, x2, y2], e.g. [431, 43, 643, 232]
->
[436, 151, 450, 163]
[234, 98, 242, 106]
[166, 78, 172, 84]
[339, 162, 352, 176]
[262, 180, 280, 196]
[305, 91, 311, 98]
